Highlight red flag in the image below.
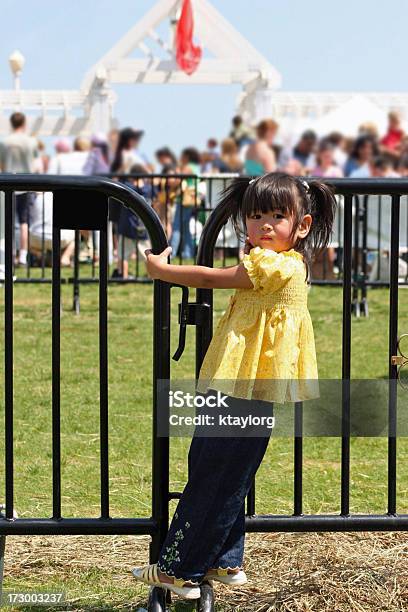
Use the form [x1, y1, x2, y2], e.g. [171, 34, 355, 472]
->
[175, 0, 202, 75]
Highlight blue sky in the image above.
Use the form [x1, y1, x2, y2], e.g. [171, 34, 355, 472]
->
[1, 0, 407, 159]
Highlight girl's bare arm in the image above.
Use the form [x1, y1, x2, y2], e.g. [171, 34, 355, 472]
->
[144, 246, 253, 290]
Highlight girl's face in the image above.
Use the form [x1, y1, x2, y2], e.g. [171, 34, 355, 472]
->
[246, 209, 311, 252]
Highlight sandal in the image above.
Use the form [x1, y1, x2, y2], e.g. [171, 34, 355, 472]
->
[204, 568, 248, 585]
[131, 563, 201, 600]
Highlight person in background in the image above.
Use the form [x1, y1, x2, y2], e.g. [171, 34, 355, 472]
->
[170, 147, 201, 259]
[80, 133, 111, 263]
[48, 136, 93, 262]
[155, 147, 178, 172]
[311, 140, 343, 280]
[116, 164, 154, 279]
[345, 135, 377, 177]
[201, 138, 220, 173]
[48, 136, 90, 174]
[311, 140, 344, 178]
[111, 127, 148, 174]
[107, 128, 119, 166]
[110, 128, 149, 266]
[369, 155, 400, 178]
[244, 119, 278, 176]
[83, 133, 110, 175]
[397, 155, 408, 177]
[358, 122, 379, 140]
[280, 157, 305, 176]
[32, 139, 49, 173]
[380, 111, 405, 160]
[153, 162, 181, 239]
[0, 111, 38, 266]
[326, 132, 348, 172]
[212, 138, 243, 173]
[29, 192, 75, 267]
[292, 130, 317, 170]
[229, 115, 254, 148]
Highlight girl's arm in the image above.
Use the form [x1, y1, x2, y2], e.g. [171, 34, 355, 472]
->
[144, 246, 253, 290]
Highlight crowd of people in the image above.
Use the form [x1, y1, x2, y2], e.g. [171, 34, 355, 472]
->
[1, 108, 407, 276]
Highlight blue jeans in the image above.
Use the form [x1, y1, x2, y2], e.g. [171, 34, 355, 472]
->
[170, 202, 195, 259]
[157, 393, 274, 583]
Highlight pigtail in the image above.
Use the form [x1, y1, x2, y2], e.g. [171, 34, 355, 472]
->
[216, 177, 253, 242]
[304, 180, 337, 259]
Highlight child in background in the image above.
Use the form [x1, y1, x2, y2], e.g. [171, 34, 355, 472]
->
[133, 172, 337, 599]
[116, 164, 155, 279]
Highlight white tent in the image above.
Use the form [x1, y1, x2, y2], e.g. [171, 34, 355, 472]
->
[313, 94, 388, 138]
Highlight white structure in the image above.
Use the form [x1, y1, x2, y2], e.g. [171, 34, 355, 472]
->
[0, 0, 281, 137]
[0, 0, 408, 137]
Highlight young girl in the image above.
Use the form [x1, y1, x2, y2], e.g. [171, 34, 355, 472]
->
[132, 172, 337, 599]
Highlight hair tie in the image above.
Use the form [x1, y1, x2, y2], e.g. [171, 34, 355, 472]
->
[301, 179, 310, 193]
[249, 178, 256, 184]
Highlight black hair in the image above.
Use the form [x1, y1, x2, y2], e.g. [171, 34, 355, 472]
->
[181, 147, 201, 165]
[350, 135, 377, 161]
[111, 127, 142, 172]
[326, 131, 344, 146]
[301, 130, 317, 142]
[217, 171, 337, 283]
[129, 163, 147, 176]
[162, 162, 178, 175]
[155, 147, 177, 166]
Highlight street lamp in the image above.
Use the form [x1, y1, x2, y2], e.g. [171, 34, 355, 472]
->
[9, 50, 25, 91]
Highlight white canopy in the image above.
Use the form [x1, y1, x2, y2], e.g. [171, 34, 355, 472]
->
[313, 94, 388, 137]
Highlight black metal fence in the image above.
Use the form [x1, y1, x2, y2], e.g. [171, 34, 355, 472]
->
[0, 175, 171, 609]
[195, 178, 406, 533]
[0, 176, 407, 611]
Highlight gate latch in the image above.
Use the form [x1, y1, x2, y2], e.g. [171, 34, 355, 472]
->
[171, 284, 210, 361]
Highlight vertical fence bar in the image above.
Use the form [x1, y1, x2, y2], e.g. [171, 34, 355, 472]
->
[361, 196, 368, 312]
[73, 230, 80, 314]
[41, 193, 46, 278]
[377, 196, 382, 282]
[52, 225, 62, 519]
[337, 195, 343, 275]
[352, 195, 360, 315]
[4, 192, 14, 519]
[388, 194, 400, 515]
[193, 177, 198, 265]
[91, 231, 97, 279]
[150, 277, 170, 561]
[294, 401, 303, 515]
[246, 482, 256, 516]
[341, 194, 353, 516]
[406, 196, 408, 283]
[99, 224, 109, 519]
[179, 187, 184, 265]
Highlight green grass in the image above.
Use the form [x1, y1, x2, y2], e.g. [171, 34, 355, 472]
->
[1, 272, 408, 609]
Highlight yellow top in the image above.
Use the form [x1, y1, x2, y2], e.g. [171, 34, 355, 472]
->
[196, 246, 320, 404]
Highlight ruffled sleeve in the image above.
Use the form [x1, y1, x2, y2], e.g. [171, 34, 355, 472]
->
[242, 246, 304, 293]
